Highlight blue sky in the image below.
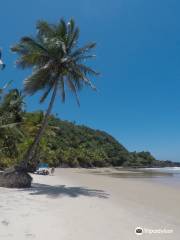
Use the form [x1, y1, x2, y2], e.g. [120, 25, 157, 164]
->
[0, 0, 180, 161]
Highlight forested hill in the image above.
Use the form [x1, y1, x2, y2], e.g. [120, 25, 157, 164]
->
[0, 90, 176, 169]
[0, 106, 159, 169]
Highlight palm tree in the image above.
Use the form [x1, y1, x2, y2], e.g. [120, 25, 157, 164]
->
[0, 89, 24, 145]
[11, 19, 98, 170]
[0, 89, 24, 122]
[0, 89, 24, 175]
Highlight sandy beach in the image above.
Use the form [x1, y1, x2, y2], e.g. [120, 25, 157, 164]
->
[0, 168, 180, 240]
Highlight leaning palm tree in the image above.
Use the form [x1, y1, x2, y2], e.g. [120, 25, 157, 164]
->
[11, 19, 98, 177]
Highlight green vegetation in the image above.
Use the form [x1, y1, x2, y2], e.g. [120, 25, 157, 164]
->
[11, 18, 98, 170]
[0, 87, 155, 170]
[0, 88, 179, 170]
[0, 19, 178, 184]
[0, 89, 24, 169]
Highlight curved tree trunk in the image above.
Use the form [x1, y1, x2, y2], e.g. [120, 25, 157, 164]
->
[20, 80, 59, 170]
[0, 80, 58, 188]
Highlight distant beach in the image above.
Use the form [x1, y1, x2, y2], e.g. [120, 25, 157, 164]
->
[0, 167, 180, 240]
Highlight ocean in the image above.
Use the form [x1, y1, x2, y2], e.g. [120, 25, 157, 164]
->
[143, 167, 180, 187]
[108, 167, 180, 188]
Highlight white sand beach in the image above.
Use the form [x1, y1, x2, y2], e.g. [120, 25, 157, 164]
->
[0, 168, 180, 240]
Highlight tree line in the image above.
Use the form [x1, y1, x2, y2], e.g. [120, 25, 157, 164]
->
[0, 19, 178, 188]
[0, 88, 163, 170]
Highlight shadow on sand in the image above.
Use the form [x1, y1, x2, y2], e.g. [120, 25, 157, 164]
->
[22, 183, 109, 199]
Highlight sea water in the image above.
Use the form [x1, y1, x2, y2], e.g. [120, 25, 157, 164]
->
[144, 167, 180, 187]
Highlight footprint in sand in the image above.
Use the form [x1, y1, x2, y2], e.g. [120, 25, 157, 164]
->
[25, 233, 36, 238]
[1, 220, 9, 226]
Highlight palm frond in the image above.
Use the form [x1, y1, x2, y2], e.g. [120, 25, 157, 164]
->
[23, 67, 51, 95]
[77, 64, 99, 76]
[82, 75, 96, 90]
[74, 54, 96, 62]
[11, 37, 50, 69]
[0, 122, 18, 129]
[36, 20, 55, 38]
[40, 85, 53, 103]
[67, 19, 75, 34]
[17, 53, 49, 69]
[12, 18, 99, 105]
[21, 37, 49, 54]
[67, 77, 80, 106]
[0, 123, 24, 138]
[71, 43, 96, 58]
[59, 77, 65, 103]
[66, 19, 79, 52]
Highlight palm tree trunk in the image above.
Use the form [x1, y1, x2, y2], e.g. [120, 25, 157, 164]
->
[20, 80, 58, 170]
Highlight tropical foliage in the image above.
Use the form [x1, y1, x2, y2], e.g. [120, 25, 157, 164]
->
[11, 18, 98, 169]
[0, 89, 24, 169]
[0, 88, 160, 170]
[0, 20, 176, 173]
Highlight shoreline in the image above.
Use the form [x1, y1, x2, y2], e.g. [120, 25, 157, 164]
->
[0, 167, 180, 239]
